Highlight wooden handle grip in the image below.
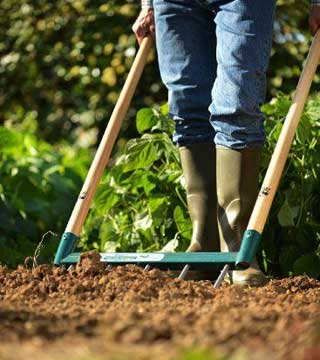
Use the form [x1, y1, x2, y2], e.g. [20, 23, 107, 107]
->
[65, 36, 153, 235]
[247, 30, 320, 233]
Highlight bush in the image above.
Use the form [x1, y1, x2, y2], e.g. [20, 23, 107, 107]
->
[0, 126, 90, 267]
[0, 0, 165, 145]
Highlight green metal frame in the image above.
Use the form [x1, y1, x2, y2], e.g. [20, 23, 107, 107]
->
[59, 251, 238, 270]
[54, 232, 79, 265]
[54, 229, 262, 271]
[236, 229, 262, 269]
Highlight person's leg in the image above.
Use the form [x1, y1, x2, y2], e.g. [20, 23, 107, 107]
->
[211, 0, 276, 285]
[153, 0, 220, 267]
[154, 0, 216, 146]
[211, 0, 275, 149]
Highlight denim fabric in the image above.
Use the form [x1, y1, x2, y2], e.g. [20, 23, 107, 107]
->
[144, 0, 319, 8]
[154, 0, 276, 149]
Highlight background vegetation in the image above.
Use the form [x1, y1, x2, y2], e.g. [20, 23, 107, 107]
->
[0, 0, 319, 277]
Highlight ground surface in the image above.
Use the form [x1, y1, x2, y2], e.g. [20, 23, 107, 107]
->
[0, 251, 319, 360]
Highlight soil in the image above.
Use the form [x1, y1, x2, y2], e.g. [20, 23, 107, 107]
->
[0, 251, 319, 360]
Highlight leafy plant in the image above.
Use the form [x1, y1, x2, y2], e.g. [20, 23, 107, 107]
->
[1, 94, 319, 278]
[82, 104, 192, 254]
[81, 95, 320, 278]
[0, 0, 165, 146]
[261, 94, 320, 277]
[0, 126, 90, 267]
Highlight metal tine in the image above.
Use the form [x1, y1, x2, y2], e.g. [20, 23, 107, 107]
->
[106, 265, 112, 271]
[213, 264, 230, 288]
[178, 264, 190, 280]
[144, 264, 151, 271]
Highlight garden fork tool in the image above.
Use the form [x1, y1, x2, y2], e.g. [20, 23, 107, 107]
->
[54, 32, 320, 286]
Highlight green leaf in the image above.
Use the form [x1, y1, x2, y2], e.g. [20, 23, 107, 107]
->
[278, 199, 299, 227]
[160, 103, 169, 115]
[293, 254, 320, 278]
[99, 221, 117, 244]
[0, 127, 22, 150]
[160, 238, 178, 252]
[104, 241, 118, 252]
[139, 173, 157, 195]
[136, 108, 158, 134]
[133, 213, 153, 231]
[279, 245, 300, 276]
[296, 115, 312, 144]
[121, 136, 158, 172]
[95, 187, 120, 215]
[149, 196, 167, 226]
[124, 170, 157, 195]
[173, 206, 191, 240]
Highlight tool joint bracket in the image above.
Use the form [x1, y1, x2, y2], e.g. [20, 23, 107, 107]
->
[236, 229, 262, 270]
[54, 232, 79, 265]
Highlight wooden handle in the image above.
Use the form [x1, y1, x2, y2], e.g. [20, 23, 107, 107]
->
[65, 36, 153, 235]
[247, 30, 320, 233]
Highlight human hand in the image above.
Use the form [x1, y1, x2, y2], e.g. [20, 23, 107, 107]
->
[132, 8, 155, 45]
[309, 5, 320, 35]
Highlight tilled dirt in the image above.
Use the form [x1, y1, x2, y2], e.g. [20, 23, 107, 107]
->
[0, 251, 319, 360]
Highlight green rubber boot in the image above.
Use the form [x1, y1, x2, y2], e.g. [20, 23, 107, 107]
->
[179, 143, 220, 281]
[216, 146, 267, 286]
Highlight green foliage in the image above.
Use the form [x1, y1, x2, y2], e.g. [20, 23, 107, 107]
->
[1, 95, 320, 277]
[81, 104, 192, 254]
[0, 126, 90, 267]
[271, 1, 320, 95]
[0, 0, 165, 145]
[177, 348, 226, 360]
[261, 94, 320, 278]
[81, 94, 320, 278]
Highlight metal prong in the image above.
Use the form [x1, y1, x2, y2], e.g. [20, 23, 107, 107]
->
[67, 265, 74, 272]
[106, 265, 112, 271]
[213, 264, 230, 288]
[178, 264, 190, 280]
[144, 264, 151, 271]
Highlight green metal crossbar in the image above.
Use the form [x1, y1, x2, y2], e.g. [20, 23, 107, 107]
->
[54, 229, 261, 270]
[59, 251, 239, 271]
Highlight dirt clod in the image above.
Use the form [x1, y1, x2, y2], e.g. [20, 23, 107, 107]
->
[0, 253, 319, 360]
[76, 250, 105, 276]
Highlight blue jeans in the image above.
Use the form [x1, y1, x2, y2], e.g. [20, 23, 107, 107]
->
[154, 0, 276, 149]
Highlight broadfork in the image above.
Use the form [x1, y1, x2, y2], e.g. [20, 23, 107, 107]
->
[54, 32, 320, 286]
